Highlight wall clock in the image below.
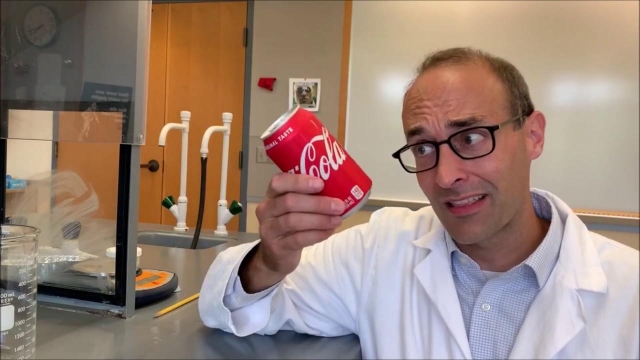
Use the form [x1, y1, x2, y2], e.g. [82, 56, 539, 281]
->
[23, 5, 58, 47]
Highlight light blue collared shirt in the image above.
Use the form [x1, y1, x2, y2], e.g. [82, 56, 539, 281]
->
[445, 192, 564, 359]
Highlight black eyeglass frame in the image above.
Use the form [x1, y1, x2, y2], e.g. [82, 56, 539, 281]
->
[391, 115, 523, 173]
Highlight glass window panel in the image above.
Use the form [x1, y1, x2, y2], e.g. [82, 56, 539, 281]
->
[2, 0, 151, 302]
[1, 0, 149, 144]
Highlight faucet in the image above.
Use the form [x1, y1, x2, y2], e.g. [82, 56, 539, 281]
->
[200, 112, 243, 236]
[159, 110, 190, 232]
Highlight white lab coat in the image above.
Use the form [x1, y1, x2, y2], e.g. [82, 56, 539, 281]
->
[199, 189, 640, 359]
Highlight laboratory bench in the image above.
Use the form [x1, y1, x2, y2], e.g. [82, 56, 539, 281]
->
[33, 226, 362, 359]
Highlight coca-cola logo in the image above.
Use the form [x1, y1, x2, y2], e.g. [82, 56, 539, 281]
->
[300, 127, 347, 180]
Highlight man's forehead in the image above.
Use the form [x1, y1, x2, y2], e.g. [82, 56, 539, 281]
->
[402, 64, 508, 122]
[410, 63, 502, 96]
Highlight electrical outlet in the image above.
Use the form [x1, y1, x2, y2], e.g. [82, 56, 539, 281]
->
[256, 145, 272, 164]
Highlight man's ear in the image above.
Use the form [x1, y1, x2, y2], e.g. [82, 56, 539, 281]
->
[525, 111, 546, 160]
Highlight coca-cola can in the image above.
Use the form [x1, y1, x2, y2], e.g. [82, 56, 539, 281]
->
[260, 106, 372, 218]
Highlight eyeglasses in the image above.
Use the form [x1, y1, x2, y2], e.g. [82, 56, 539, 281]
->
[391, 115, 522, 173]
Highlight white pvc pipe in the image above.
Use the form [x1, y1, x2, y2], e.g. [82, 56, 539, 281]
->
[176, 111, 191, 231]
[219, 112, 232, 203]
[200, 126, 227, 157]
[158, 123, 186, 146]
[158, 111, 190, 232]
[215, 113, 233, 234]
[218, 206, 233, 232]
[215, 200, 229, 235]
[169, 204, 180, 221]
[199, 112, 233, 235]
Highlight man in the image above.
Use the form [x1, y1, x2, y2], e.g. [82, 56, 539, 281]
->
[199, 47, 639, 359]
[296, 83, 314, 106]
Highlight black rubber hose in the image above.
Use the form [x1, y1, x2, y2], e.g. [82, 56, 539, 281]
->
[191, 156, 207, 249]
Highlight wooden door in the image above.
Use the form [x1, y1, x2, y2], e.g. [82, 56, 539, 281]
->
[138, 3, 169, 224]
[55, 3, 169, 223]
[161, 2, 246, 231]
[55, 2, 247, 230]
[55, 111, 122, 220]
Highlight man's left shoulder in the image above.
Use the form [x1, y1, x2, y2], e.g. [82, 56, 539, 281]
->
[588, 231, 639, 281]
[589, 231, 640, 266]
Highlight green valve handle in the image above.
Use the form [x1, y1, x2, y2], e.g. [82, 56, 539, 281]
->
[162, 196, 175, 209]
[229, 200, 243, 215]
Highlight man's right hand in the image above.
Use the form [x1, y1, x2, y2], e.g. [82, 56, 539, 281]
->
[238, 173, 345, 293]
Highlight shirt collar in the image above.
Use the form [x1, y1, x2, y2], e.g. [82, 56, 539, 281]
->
[444, 191, 564, 289]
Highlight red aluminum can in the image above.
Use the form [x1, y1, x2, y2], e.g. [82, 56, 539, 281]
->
[260, 106, 372, 218]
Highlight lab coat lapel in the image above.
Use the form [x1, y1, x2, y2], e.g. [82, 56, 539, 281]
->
[509, 198, 608, 359]
[413, 225, 472, 360]
[508, 268, 585, 359]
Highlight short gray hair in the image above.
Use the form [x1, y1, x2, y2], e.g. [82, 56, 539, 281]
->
[407, 47, 535, 128]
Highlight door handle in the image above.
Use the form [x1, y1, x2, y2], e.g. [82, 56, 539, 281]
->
[141, 159, 160, 173]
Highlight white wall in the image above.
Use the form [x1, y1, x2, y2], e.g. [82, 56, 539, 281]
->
[246, 1, 346, 198]
[243, 0, 639, 249]
[6, 110, 53, 179]
[345, 1, 639, 214]
[6, 110, 54, 216]
[81, 1, 139, 88]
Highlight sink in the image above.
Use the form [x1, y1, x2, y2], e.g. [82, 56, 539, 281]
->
[137, 231, 233, 249]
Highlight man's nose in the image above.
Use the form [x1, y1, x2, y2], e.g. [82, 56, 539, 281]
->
[435, 145, 466, 189]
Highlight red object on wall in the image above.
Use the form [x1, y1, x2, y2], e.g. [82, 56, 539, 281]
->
[258, 77, 276, 91]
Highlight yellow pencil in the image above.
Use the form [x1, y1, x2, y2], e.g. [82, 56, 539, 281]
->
[154, 293, 200, 318]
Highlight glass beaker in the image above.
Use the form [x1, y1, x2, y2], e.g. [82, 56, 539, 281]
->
[1, 224, 39, 360]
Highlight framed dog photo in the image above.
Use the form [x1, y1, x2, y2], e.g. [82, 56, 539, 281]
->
[289, 78, 321, 112]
